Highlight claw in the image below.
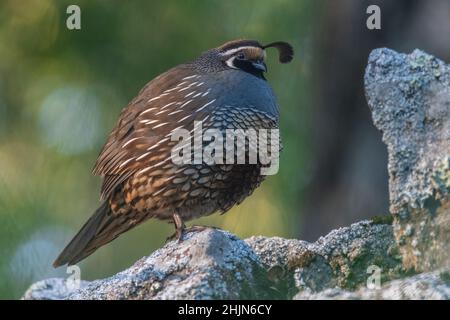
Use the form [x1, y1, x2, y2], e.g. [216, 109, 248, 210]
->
[185, 225, 209, 234]
[165, 220, 218, 244]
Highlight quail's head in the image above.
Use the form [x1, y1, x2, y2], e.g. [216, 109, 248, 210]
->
[193, 39, 294, 79]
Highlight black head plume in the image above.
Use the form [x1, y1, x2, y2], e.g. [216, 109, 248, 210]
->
[263, 41, 294, 63]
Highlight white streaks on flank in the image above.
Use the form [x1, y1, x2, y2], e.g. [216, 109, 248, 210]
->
[185, 91, 195, 97]
[168, 109, 183, 115]
[193, 92, 203, 98]
[177, 114, 192, 123]
[144, 119, 159, 125]
[147, 138, 168, 151]
[175, 167, 185, 174]
[137, 158, 171, 175]
[136, 166, 153, 175]
[140, 107, 158, 116]
[162, 175, 176, 183]
[140, 119, 159, 124]
[196, 82, 204, 87]
[171, 125, 185, 132]
[119, 157, 135, 168]
[178, 82, 198, 92]
[202, 115, 210, 122]
[160, 101, 176, 110]
[152, 122, 169, 129]
[182, 75, 198, 80]
[136, 152, 151, 161]
[147, 144, 159, 151]
[148, 96, 161, 103]
[147, 142, 159, 151]
[152, 186, 168, 196]
[122, 137, 140, 148]
[179, 99, 193, 108]
[175, 86, 188, 92]
[164, 81, 187, 93]
[147, 93, 169, 103]
[196, 99, 216, 112]
[164, 87, 178, 93]
[201, 89, 210, 97]
[155, 109, 169, 115]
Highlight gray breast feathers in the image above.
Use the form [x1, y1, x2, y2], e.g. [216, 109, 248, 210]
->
[204, 69, 280, 121]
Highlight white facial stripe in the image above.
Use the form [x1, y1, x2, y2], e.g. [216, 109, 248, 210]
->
[225, 56, 238, 69]
[220, 46, 261, 56]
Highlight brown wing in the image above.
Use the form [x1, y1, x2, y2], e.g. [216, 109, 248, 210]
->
[93, 65, 215, 200]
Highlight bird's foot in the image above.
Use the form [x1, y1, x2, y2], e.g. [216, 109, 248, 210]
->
[165, 227, 185, 244]
[185, 225, 209, 234]
[165, 212, 186, 243]
[190, 225, 220, 231]
[165, 225, 217, 244]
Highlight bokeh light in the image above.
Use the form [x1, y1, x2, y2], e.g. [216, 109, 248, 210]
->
[38, 87, 103, 155]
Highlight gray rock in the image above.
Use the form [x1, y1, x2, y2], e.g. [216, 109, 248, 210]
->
[24, 221, 398, 300]
[247, 220, 402, 297]
[23, 220, 448, 300]
[24, 228, 271, 300]
[294, 268, 450, 300]
[22, 278, 89, 300]
[365, 48, 450, 272]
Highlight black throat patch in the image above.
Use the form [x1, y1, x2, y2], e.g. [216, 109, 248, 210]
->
[232, 59, 266, 80]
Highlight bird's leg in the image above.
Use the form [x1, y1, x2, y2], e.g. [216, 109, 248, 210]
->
[173, 213, 185, 241]
[166, 213, 185, 243]
[166, 214, 219, 243]
[185, 225, 216, 233]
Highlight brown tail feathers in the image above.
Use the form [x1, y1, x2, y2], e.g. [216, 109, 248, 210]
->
[53, 201, 135, 267]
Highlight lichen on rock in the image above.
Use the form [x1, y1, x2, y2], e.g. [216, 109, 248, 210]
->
[365, 48, 450, 272]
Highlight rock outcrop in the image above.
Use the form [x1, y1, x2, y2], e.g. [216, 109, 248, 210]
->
[24, 229, 271, 300]
[24, 221, 400, 300]
[294, 268, 450, 300]
[365, 48, 450, 272]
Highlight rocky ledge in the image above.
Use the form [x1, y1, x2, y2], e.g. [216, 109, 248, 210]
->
[24, 48, 450, 300]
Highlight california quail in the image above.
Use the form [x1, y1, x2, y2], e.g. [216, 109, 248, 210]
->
[53, 39, 294, 267]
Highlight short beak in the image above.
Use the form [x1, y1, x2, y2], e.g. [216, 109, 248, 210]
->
[252, 61, 267, 72]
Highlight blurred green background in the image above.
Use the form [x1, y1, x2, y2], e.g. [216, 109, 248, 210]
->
[1, 0, 449, 299]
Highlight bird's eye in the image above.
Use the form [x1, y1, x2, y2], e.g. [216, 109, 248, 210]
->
[236, 52, 245, 60]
